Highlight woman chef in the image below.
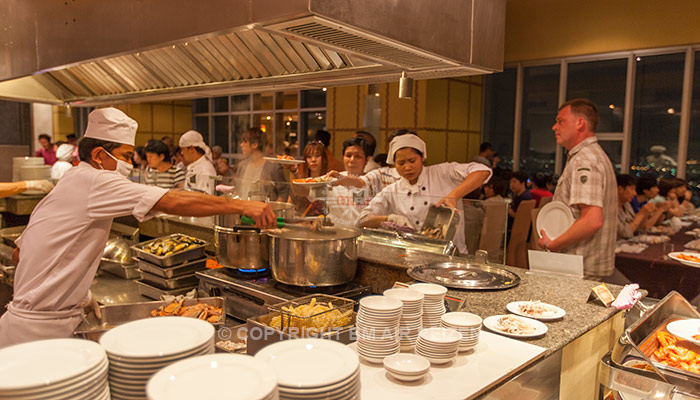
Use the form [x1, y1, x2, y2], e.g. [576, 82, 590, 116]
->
[0, 108, 275, 348]
[358, 134, 491, 254]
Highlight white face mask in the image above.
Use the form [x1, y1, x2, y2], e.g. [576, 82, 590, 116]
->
[103, 150, 134, 177]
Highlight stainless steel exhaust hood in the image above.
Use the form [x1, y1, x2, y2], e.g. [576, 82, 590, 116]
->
[0, 0, 505, 106]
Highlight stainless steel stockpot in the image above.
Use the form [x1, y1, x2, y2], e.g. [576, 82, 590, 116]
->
[214, 225, 269, 271]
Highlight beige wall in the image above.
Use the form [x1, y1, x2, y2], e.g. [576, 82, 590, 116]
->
[326, 77, 483, 165]
[53, 101, 193, 146]
[505, 0, 700, 63]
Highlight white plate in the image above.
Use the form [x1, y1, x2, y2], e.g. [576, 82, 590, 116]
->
[359, 296, 403, 312]
[418, 327, 462, 344]
[383, 288, 425, 302]
[483, 315, 548, 338]
[147, 354, 277, 400]
[0, 339, 106, 392]
[536, 201, 574, 240]
[263, 157, 304, 165]
[665, 319, 700, 346]
[506, 301, 566, 321]
[408, 283, 448, 296]
[668, 252, 700, 268]
[100, 317, 214, 359]
[255, 338, 358, 389]
[292, 179, 335, 187]
[383, 354, 430, 375]
[441, 312, 482, 327]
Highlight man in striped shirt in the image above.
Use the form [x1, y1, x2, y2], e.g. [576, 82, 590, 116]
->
[144, 140, 185, 189]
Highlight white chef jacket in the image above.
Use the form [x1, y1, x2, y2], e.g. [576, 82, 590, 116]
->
[184, 155, 217, 194]
[50, 160, 73, 180]
[358, 162, 492, 254]
[326, 172, 378, 227]
[0, 163, 168, 348]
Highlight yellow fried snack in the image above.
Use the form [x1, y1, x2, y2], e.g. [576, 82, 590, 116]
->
[268, 297, 353, 337]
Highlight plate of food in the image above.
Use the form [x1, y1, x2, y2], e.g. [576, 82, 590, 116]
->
[665, 319, 700, 347]
[668, 252, 700, 268]
[264, 155, 305, 165]
[506, 300, 566, 321]
[292, 175, 336, 186]
[483, 315, 548, 338]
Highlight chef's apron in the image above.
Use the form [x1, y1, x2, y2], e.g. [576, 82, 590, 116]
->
[0, 303, 83, 348]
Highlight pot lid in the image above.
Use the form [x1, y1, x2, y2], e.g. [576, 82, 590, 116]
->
[408, 262, 520, 290]
[266, 227, 359, 241]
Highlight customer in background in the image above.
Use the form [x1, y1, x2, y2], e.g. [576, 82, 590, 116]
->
[650, 178, 684, 218]
[312, 130, 344, 172]
[630, 174, 658, 213]
[354, 131, 380, 172]
[234, 127, 289, 201]
[144, 140, 185, 189]
[172, 146, 185, 170]
[616, 174, 657, 239]
[326, 137, 375, 226]
[50, 144, 75, 180]
[179, 130, 217, 194]
[508, 171, 532, 218]
[211, 145, 223, 171]
[538, 99, 619, 282]
[35, 134, 57, 165]
[290, 141, 329, 180]
[132, 146, 148, 170]
[483, 178, 506, 203]
[473, 142, 497, 168]
[66, 134, 78, 146]
[161, 136, 174, 156]
[530, 172, 552, 207]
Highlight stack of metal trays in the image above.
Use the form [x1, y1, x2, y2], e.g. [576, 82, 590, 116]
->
[131, 234, 208, 300]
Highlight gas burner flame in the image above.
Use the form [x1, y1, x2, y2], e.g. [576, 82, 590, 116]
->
[237, 268, 268, 274]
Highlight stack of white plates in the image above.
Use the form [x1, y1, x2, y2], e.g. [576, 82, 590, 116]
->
[355, 296, 403, 363]
[383, 288, 424, 350]
[147, 354, 278, 400]
[383, 353, 430, 382]
[440, 312, 482, 351]
[100, 317, 214, 400]
[0, 339, 109, 400]
[415, 327, 461, 365]
[408, 283, 447, 327]
[255, 339, 360, 400]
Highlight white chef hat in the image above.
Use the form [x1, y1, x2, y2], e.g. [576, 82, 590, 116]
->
[84, 108, 138, 146]
[56, 143, 75, 162]
[387, 134, 427, 165]
[179, 130, 212, 161]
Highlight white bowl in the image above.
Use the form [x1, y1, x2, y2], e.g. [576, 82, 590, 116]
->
[419, 328, 462, 343]
[441, 312, 483, 327]
[383, 288, 425, 302]
[383, 354, 430, 375]
[408, 283, 447, 296]
[386, 370, 427, 382]
[359, 296, 403, 312]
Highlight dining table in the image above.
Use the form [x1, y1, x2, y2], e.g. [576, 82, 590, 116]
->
[615, 219, 700, 302]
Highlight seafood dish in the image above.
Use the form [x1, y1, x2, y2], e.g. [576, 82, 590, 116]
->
[495, 315, 536, 335]
[139, 234, 204, 256]
[420, 225, 444, 239]
[151, 299, 223, 323]
[516, 301, 558, 318]
[654, 331, 700, 374]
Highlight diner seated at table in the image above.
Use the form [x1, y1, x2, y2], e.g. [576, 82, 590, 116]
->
[677, 181, 696, 215]
[630, 174, 658, 214]
[616, 174, 662, 239]
[650, 178, 685, 218]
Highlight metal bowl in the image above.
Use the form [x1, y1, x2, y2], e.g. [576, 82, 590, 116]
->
[102, 236, 133, 265]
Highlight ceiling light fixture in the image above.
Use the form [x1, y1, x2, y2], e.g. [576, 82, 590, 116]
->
[399, 71, 413, 99]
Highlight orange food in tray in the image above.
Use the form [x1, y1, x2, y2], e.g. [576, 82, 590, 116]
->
[276, 155, 295, 160]
[678, 253, 700, 263]
[654, 331, 700, 374]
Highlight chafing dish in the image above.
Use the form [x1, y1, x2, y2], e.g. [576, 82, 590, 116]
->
[139, 270, 199, 290]
[136, 256, 207, 279]
[135, 279, 197, 300]
[100, 236, 140, 279]
[420, 205, 459, 241]
[131, 234, 207, 267]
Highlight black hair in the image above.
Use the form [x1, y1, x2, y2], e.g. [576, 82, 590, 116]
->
[658, 178, 681, 197]
[354, 131, 377, 156]
[636, 175, 658, 194]
[479, 142, 492, 153]
[241, 127, 267, 152]
[66, 134, 77, 140]
[55, 141, 66, 147]
[342, 137, 371, 158]
[78, 137, 122, 162]
[312, 130, 332, 148]
[374, 153, 388, 167]
[616, 174, 636, 188]
[486, 178, 506, 196]
[145, 139, 172, 163]
[38, 134, 51, 142]
[533, 172, 548, 189]
[194, 147, 205, 156]
[512, 171, 529, 184]
[387, 129, 418, 144]
[173, 146, 182, 156]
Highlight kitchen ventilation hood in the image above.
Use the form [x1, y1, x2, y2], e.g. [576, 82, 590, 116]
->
[0, 0, 505, 106]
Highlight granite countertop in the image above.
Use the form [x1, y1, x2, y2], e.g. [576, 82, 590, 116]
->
[358, 241, 625, 356]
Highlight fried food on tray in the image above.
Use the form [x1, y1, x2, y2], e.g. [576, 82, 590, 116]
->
[151, 300, 223, 323]
[654, 331, 700, 374]
[268, 297, 352, 336]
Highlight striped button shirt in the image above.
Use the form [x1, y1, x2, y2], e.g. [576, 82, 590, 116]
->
[144, 166, 185, 189]
[553, 136, 617, 278]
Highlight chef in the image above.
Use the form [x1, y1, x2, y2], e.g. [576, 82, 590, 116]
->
[179, 130, 217, 194]
[358, 135, 491, 254]
[0, 108, 275, 348]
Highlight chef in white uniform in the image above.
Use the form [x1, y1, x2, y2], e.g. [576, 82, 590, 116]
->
[358, 135, 491, 254]
[50, 143, 75, 180]
[0, 108, 274, 349]
[179, 130, 217, 194]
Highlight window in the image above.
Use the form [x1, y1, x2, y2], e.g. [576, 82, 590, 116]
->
[193, 90, 326, 158]
[483, 68, 516, 169]
[687, 52, 700, 202]
[520, 65, 560, 177]
[567, 59, 627, 133]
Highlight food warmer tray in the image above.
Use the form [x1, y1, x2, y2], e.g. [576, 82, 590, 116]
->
[131, 234, 207, 267]
[135, 279, 197, 300]
[139, 270, 199, 290]
[408, 262, 520, 290]
[74, 297, 225, 342]
[136, 256, 207, 279]
[99, 260, 140, 279]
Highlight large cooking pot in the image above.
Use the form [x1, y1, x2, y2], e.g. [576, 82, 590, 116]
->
[268, 202, 295, 218]
[268, 227, 360, 287]
[214, 226, 269, 271]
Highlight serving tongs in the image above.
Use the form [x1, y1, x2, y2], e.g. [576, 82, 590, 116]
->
[241, 215, 334, 233]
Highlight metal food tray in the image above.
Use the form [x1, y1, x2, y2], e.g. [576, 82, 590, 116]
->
[74, 297, 225, 342]
[139, 270, 199, 290]
[136, 256, 207, 279]
[420, 205, 459, 241]
[100, 259, 140, 279]
[408, 261, 520, 290]
[135, 279, 197, 300]
[131, 234, 207, 267]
